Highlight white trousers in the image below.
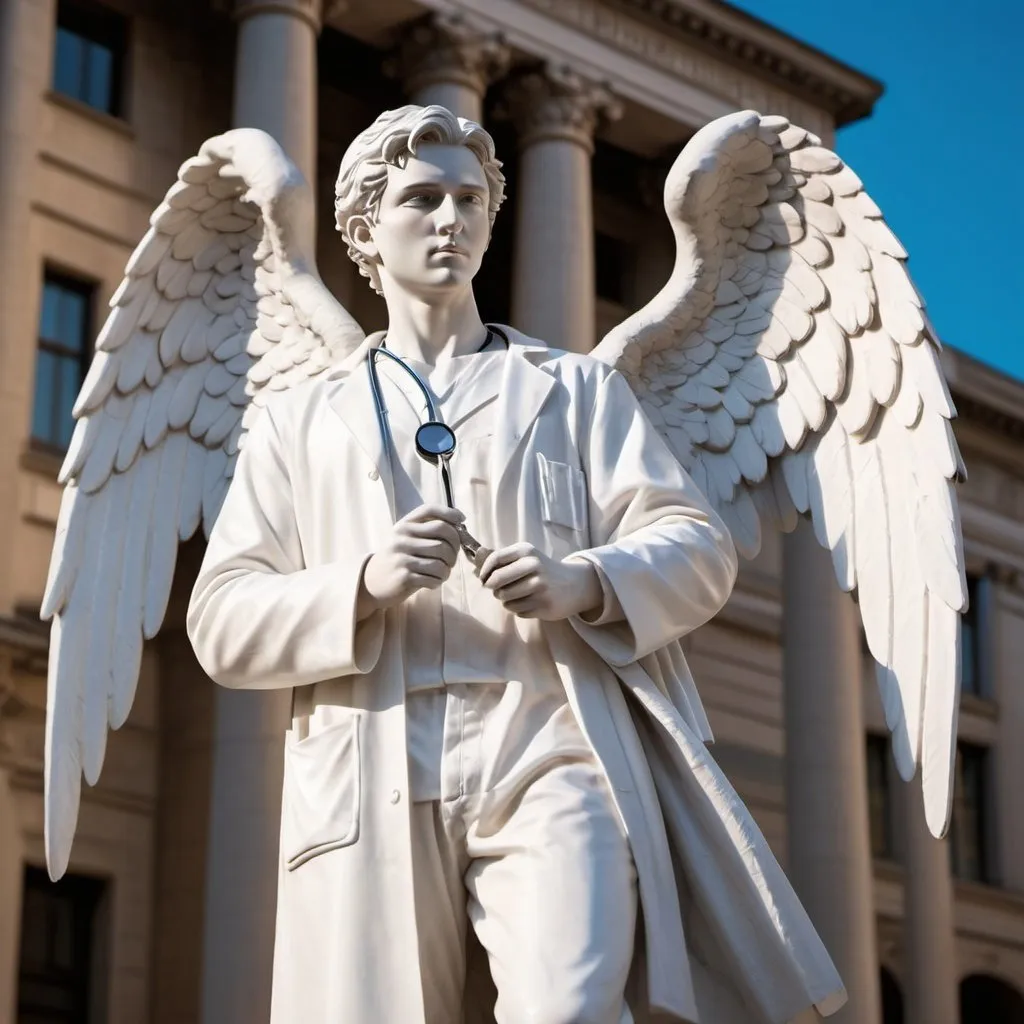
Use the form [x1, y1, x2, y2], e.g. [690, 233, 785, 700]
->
[411, 756, 638, 1024]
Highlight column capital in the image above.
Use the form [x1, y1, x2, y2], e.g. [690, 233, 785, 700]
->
[498, 64, 622, 153]
[233, 0, 322, 32]
[386, 13, 510, 104]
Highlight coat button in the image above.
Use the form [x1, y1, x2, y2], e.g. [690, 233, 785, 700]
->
[368, 468, 379, 481]
[390, 789, 401, 804]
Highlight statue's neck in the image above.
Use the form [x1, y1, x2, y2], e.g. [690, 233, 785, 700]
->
[381, 286, 489, 367]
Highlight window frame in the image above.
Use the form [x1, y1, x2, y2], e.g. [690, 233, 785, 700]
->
[948, 740, 992, 884]
[31, 268, 96, 454]
[52, 0, 129, 119]
[17, 864, 111, 1023]
[960, 572, 994, 700]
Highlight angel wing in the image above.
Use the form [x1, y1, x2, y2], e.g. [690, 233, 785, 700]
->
[592, 110, 967, 839]
[41, 128, 365, 879]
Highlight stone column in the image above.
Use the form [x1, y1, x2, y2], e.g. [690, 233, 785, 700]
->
[0, 0, 54, 1004]
[783, 521, 881, 1024]
[388, 12, 509, 123]
[502, 66, 621, 354]
[233, 0, 320, 187]
[0, 0, 56, 614]
[199, 3, 322, 1022]
[900, 775, 958, 1024]
[0, 762, 23, 1024]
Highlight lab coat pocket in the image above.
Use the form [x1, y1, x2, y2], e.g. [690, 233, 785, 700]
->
[536, 452, 587, 534]
[282, 713, 362, 870]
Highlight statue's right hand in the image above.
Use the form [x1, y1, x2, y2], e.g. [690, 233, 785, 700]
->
[358, 504, 465, 614]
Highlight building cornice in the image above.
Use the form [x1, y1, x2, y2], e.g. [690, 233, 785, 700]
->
[943, 347, 1024, 450]
[600, 0, 883, 126]
[512, 0, 882, 128]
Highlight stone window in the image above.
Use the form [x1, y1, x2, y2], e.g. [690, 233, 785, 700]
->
[949, 741, 990, 883]
[865, 733, 894, 860]
[31, 270, 95, 452]
[17, 865, 110, 1022]
[52, 0, 128, 117]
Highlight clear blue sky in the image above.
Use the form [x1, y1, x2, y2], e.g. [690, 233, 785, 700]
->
[730, 1, 1024, 382]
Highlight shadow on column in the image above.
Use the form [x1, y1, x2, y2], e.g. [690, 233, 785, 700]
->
[960, 974, 1024, 1024]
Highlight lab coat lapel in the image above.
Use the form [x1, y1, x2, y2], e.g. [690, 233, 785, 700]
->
[490, 335, 556, 511]
[325, 335, 396, 517]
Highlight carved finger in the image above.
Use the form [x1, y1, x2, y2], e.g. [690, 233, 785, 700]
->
[477, 545, 524, 585]
[484, 559, 538, 592]
[496, 575, 541, 603]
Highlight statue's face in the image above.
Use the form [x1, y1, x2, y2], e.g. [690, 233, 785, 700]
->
[361, 143, 490, 298]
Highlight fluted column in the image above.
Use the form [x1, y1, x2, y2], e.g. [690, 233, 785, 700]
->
[783, 521, 881, 1024]
[502, 66, 621, 354]
[200, 3, 322, 1021]
[388, 12, 509, 122]
[900, 775, 958, 1024]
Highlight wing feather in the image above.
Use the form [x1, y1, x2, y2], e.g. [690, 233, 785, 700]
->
[43, 127, 365, 880]
[592, 110, 967, 837]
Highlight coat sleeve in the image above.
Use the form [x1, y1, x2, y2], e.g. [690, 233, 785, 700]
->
[567, 367, 738, 666]
[186, 401, 385, 689]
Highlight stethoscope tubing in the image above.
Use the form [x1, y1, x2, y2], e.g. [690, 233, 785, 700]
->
[366, 325, 509, 506]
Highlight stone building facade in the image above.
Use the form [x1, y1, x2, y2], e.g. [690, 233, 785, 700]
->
[0, 0, 1022, 1022]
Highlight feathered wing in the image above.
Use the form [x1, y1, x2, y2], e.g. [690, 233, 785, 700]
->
[41, 129, 365, 879]
[591, 111, 967, 838]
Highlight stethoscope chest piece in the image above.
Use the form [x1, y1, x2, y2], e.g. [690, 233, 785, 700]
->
[415, 421, 457, 463]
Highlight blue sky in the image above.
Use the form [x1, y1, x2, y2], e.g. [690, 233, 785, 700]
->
[730, 1, 1024, 382]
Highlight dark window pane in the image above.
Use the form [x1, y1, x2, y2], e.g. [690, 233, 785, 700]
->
[866, 735, 893, 859]
[17, 866, 108, 1024]
[32, 350, 57, 444]
[58, 356, 81, 448]
[960, 575, 984, 697]
[40, 282, 62, 344]
[53, 28, 85, 99]
[880, 967, 905, 1024]
[84, 41, 114, 111]
[52, 1, 126, 116]
[33, 271, 93, 449]
[949, 743, 989, 882]
[58, 288, 88, 352]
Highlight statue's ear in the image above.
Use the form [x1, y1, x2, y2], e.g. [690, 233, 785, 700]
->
[346, 215, 379, 261]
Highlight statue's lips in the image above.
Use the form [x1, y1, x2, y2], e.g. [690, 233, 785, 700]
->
[431, 245, 469, 256]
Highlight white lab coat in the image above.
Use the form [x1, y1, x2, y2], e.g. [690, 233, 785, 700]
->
[187, 328, 845, 1024]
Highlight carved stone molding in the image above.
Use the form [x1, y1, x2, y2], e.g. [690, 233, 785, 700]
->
[233, 0, 322, 31]
[516, 0, 879, 130]
[512, 0, 839, 136]
[498, 64, 623, 152]
[386, 13, 511, 100]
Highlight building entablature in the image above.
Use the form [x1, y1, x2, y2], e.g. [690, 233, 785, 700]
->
[326, 0, 882, 154]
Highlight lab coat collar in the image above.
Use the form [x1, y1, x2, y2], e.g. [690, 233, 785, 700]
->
[325, 326, 556, 519]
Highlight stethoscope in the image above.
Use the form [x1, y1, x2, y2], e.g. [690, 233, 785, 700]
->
[366, 325, 509, 562]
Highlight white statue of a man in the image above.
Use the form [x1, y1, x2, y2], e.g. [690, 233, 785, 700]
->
[43, 104, 967, 1024]
[185, 106, 840, 1023]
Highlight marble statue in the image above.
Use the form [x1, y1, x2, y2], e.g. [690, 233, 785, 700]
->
[41, 103, 966, 1023]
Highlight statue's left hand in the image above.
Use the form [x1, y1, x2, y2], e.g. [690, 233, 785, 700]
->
[477, 543, 602, 621]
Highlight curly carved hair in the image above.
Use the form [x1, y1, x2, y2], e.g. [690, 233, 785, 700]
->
[334, 105, 506, 294]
